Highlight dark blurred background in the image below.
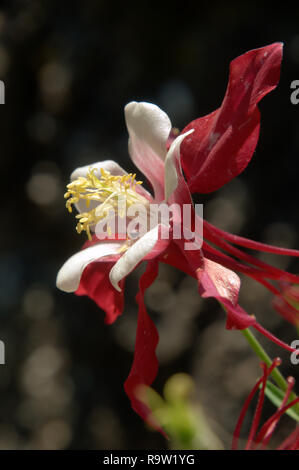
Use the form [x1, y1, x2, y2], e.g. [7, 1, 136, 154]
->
[0, 0, 299, 449]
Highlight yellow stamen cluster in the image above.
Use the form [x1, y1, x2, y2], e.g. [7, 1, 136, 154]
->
[64, 167, 147, 240]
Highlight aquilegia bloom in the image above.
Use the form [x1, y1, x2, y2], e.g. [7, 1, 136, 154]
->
[57, 42, 299, 428]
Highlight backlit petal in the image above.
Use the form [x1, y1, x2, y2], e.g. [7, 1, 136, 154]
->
[125, 101, 171, 201]
[109, 225, 160, 292]
[124, 260, 166, 436]
[56, 241, 123, 293]
[181, 43, 283, 193]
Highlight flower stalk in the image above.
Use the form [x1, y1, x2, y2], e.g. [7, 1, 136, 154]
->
[241, 328, 299, 417]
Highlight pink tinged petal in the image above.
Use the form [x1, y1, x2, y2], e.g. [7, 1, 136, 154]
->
[56, 241, 124, 293]
[180, 42, 283, 193]
[164, 129, 194, 205]
[197, 258, 256, 330]
[198, 258, 241, 306]
[177, 244, 297, 348]
[109, 225, 170, 292]
[177, 240, 294, 347]
[125, 101, 172, 160]
[174, 239, 252, 327]
[124, 260, 166, 436]
[171, 239, 230, 300]
[125, 101, 171, 202]
[71, 159, 127, 181]
[181, 245, 256, 329]
[203, 220, 299, 284]
[202, 228, 299, 310]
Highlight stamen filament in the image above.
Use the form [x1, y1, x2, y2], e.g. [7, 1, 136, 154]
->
[64, 167, 148, 240]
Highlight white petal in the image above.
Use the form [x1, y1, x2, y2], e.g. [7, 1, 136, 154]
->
[71, 159, 127, 181]
[164, 129, 194, 201]
[56, 242, 124, 293]
[109, 225, 159, 292]
[124, 102, 171, 201]
[70, 159, 152, 215]
[69, 160, 127, 214]
[125, 102, 172, 160]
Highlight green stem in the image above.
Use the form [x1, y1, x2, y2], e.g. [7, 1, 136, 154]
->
[241, 328, 299, 413]
[242, 328, 286, 390]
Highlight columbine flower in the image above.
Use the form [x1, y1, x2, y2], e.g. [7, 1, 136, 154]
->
[57, 42, 299, 428]
[57, 102, 198, 427]
[232, 359, 299, 450]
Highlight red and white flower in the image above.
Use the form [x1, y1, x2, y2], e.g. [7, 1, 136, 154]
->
[57, 42, 299, 428]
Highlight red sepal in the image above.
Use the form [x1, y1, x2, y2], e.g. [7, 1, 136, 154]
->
[124, 260, 167, 437]
[76, 261, 125, 324]
[181, 43, 283, 193]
